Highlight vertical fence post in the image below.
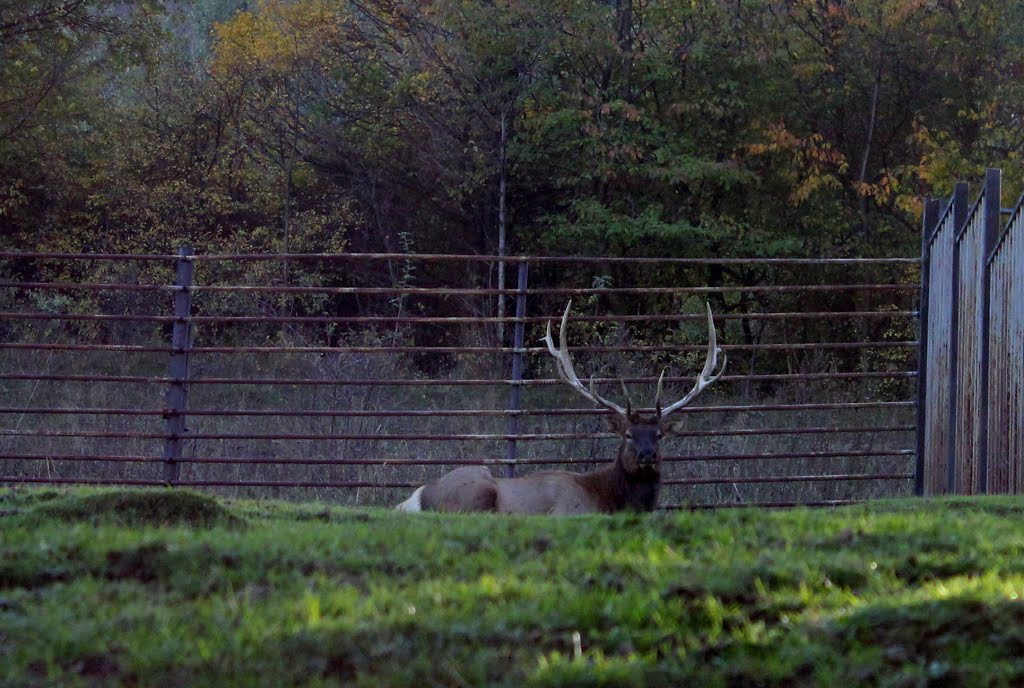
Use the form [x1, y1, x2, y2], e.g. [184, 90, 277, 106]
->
[946, 182, 970, 493]
[504, 261, 529, 478]
[163, 247, 194, 483]
[977, 168, 1001, 493]
[915, 198, 941, 496]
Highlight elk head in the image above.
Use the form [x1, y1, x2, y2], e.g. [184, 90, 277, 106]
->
[543, 301, 727, 479]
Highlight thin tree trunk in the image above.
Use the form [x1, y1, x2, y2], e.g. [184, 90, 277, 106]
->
[858, 64, 882, 234]
[281, 158, 294, 333]
[617, 0, 634, 98]
[496, 109, 509, 344]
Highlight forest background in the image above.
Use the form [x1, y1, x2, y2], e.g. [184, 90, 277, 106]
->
[3, 0, 1023, 273]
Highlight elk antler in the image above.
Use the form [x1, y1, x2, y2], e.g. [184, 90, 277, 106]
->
[656, 302, 727, 419]
[543, 301, 628, 420]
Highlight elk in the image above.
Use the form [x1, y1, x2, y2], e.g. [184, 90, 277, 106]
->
[395, 302, 726, 515]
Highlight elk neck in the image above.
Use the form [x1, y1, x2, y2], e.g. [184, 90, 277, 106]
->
[578, 438, 661, 513]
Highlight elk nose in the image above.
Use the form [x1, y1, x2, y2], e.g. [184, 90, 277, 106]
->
[638, 450, 657, 465]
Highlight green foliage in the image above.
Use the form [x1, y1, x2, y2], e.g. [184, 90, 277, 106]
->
[4, 489, 1024, 686]
[0, 1, 161, 248]
[1, 0, 1023, 294]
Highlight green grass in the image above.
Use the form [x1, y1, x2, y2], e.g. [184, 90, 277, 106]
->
[2, 489, 1024, 687]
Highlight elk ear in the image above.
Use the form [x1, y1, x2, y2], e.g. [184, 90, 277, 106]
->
[606, 413, 630, 435]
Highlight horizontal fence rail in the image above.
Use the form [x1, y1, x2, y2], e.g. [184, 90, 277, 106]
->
[3, 449, 915, 466]
[0, 251, 919, 509]
[0, 251, 921, 264]
[0, 424, 915, 440]
[0, 341, 920, 354]
[0, 401, 918, 417]
[0, 371, 917, 385]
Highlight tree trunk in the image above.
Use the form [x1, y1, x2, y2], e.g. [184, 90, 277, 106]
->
[281, 158, 294, 331]
[496, 109, 509, 344]
[858, 63, 882, 235]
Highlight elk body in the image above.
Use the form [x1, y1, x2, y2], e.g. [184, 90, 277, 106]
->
[395, 303, 726, 515]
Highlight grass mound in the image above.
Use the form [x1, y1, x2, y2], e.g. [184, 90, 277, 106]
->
[28, 489, 245, 529]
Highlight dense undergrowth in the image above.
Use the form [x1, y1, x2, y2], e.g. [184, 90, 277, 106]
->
[2, 488, 1024, 687]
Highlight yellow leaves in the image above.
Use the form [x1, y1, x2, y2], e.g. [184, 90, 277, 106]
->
[888, 0, 929, 25]
[612, 143, 645, 163]
[598, 101, 642, 122]
[212, 0, 341, 78]
[852, 173, 900, 202]
[745, 122, 844, 168]
[912, 120, 972, 193]
[402, 70, 437, 103]
[621, 99, 645, 121]
[745, 121, 848, 206]
[0, 178, 27, 218]
[896, 193, 923, 218]
[790, 171, 841, 205]
[824, 1, 848, 19]
[792, 60, 835, 81]
[622, 103, 642, 122]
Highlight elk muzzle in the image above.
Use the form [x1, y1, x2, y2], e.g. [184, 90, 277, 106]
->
[636, 448, 658, 467]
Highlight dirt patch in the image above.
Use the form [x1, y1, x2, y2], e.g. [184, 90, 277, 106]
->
[0, 565, 72, 590]
[67, 650, 126, 682]
[105, 543, 168, 583]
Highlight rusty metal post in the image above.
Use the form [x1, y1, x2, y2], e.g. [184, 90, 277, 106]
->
[977, 168, 1001, 493]
[504, 261, 529, 478]
[163, 247, 194, 483]
[915, 197, 941, 496]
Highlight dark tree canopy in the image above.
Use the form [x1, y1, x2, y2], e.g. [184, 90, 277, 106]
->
[2, 0, 1022, 264]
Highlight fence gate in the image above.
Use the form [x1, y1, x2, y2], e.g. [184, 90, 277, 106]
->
[919, 168, 1024, 495]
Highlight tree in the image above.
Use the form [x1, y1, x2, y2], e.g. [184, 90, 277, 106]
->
[0, 1, 160, 248]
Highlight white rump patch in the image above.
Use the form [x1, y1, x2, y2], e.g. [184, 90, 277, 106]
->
[395, 486, 424, 512]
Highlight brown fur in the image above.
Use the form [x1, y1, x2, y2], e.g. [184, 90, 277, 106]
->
[404, 414, 663, 515]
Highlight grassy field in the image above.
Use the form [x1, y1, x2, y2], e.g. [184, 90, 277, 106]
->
[3, 488, 1023, 687]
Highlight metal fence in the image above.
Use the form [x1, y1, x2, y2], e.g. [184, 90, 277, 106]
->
[919, 168, 1024, 495]
[0, 250, 920, 508]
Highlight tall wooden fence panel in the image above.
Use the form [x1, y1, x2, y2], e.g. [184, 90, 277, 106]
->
[987, 197, 1024, 492]
[950, 172, 1000, 493]
[919, 185, 966, 495]
[920, 168, 1024, 496]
